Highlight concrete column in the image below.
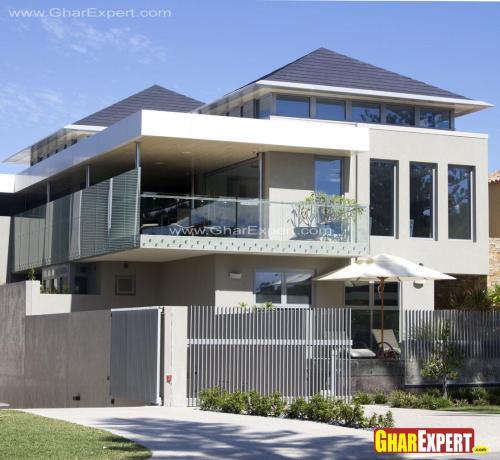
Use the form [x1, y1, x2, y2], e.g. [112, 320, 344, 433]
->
[135, 142, 141, 168]
[85, 164, 91, 188]
[163, 306, 187, 406]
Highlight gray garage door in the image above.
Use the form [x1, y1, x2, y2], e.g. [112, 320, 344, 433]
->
[110, 307, 162, 405]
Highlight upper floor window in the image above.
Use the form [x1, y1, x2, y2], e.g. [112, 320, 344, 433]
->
[315, 158, 343, 196]
[276, 95, 310, 118]
[448, 165, 473, 240]
[255, 270, 313, 306]
[370, 160, 397, 237]
[352, 102, 381, 123]
[410, 162, 435, 238]
[386, 105, 415, 126]
[419, 108, 451, 129]
[316, 98, 345, 121]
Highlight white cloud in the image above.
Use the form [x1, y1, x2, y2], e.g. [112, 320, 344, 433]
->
[38, 18, 165, 63]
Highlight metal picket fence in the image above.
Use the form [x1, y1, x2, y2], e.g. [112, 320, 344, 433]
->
[187, 306, 351, 406]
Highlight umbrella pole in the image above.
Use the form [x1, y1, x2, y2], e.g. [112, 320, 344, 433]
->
[379, 277, 386, 354]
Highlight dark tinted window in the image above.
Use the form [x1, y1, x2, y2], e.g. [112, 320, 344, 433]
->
[352, 102, 381, 123]
[276, 95, 310, 118]
[316, 98, 345, 121]
[315, 159, 343, 196]
[386, 105, 415, 126]
[448, 166, 473, 239]
[410, 163, 435, 238]
[370, 160, 396, 236]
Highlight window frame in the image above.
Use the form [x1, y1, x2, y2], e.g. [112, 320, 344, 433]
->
[419, 107, 452, 130]
[314, 97, 346, 121]
[448, 164, 475, 241]
[253, 269, 314, 307]
[275, 94, 311, 118]
[351, 101, 381, 124]
[314, 156, 345, 196]
[409, 162, 437, 240]
[369, 159, 398, 238]
[385, 104, 415, 126]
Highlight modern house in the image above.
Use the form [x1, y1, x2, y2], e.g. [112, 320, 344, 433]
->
[0, 48, 493, 405]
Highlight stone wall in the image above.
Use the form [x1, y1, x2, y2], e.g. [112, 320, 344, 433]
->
[489, 238, 500, 287]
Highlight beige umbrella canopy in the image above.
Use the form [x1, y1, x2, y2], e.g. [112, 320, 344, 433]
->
[315, 254, 455, 354]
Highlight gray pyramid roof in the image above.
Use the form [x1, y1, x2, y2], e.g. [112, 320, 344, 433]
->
[251, 48, 468, 100]
[74, 85, 203, 127]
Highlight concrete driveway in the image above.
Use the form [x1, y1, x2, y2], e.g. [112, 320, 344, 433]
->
[25, 406, 500, 460]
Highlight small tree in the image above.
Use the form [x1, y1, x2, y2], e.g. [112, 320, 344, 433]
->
[421, 322, 463, 398]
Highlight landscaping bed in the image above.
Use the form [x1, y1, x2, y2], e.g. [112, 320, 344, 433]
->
[199, 388, 394, 429]
[353, 386, 500, 411]
[0, 410, 151, 459]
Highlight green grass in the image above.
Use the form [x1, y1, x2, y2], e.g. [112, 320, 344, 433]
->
[441, 405, 500, 414]
[0, 410, 151, 459]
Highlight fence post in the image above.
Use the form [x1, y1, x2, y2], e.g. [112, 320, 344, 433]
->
[163, 306, 188, 407]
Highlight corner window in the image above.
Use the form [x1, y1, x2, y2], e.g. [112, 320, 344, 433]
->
[315, 158, 343, 196]
[370, 160, 397, 236]
[352, 102, 381, 123]
[448, 165, 473, 239]
[419, 108, 451, 129]
[255, 270, 313, 306]
[275, 95, 310, 118]
[410, 162, 436, 238]
[316, 98, 345, 121]
[386, 105, 415, 126]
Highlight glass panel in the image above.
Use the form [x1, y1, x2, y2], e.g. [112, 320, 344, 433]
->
[352, 102, 381, 123]
[315, 159, 342, 196]
[255, 271, 282, 304]
[448, 166, 472, 239]
[286, 272, 312, 305]
[345, 282, 370, 306]
[276, 95, 310, 118]
[316, 98, 345, 121]
[374, 282, 399, 307]
[373, 310, 400, 343]
[370, 160, 395, 236]
[419, 108, 451, 129]
[410, 163, 434, 238]
[204, 160, 259, 198]
[351, 309, 371, 349]
[386, 105, 415, 126]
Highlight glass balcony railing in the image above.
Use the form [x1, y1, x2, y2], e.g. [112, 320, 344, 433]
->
[140, 194, 368, 245]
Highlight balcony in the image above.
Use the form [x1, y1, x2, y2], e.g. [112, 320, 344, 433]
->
[139, 194, 369, 257]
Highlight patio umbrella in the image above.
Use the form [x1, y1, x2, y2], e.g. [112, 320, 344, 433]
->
[315, 253, 455, 354]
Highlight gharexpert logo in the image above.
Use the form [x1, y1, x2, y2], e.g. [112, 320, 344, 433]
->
[374, 428, 477, 455]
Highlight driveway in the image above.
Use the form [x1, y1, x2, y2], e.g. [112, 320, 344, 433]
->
[25, 406, 500, 460]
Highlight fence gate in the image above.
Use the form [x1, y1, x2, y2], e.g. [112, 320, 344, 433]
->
[110, 307, 162, 405]
[187, 306, 351, 406]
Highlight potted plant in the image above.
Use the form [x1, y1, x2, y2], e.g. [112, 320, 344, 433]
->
[289, 194, 320, 240]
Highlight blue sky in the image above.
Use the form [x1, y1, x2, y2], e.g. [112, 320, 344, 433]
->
[0, 1, 499, 173]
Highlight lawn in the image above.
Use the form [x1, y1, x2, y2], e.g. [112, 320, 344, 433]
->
[0, 410, 151, 459]
[442, 405, 500, 414]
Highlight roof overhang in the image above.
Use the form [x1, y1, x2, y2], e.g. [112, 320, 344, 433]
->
[3, 124, 105, 165]
[198, 80, 493, 117]
[13, 110, 370, 192]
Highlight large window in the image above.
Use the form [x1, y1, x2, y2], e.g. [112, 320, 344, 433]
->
[276, 95, 310, 118]
[345, 281, 400, 349]
[316, 98, 345, 121]
[352, 102, 381, 123]
[315, 158, 343, 196]
[410, 162, 435, 238]
[419, 108, 451, 129]
[370, 160, 396, 236]
[255, 270, 313, 306]
[448, 165, 473, 239]
[386, 105, 415, 126]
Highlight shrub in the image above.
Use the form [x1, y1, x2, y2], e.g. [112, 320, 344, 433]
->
[286, 397, 308, 420]
[305, 394, 338, 423]
[486, 387, 500, 405]
[220, 391, 247, 414]
[199, 387, 225, 411]
[373, 390, 388, 404]
[471, 387, 488, 402]
[336, 401, 365, 427]
[416, 392, 451, 410]
[389, 390, 418, 408]
[269, 392, 286, 417]
[353, 392, 373, 405]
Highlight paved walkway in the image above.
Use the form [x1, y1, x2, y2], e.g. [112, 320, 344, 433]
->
[25, 406, 500, 460]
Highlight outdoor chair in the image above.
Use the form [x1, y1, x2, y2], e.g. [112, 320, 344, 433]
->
[372, 329, 401, 359]
[351, 341, 376, 358]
